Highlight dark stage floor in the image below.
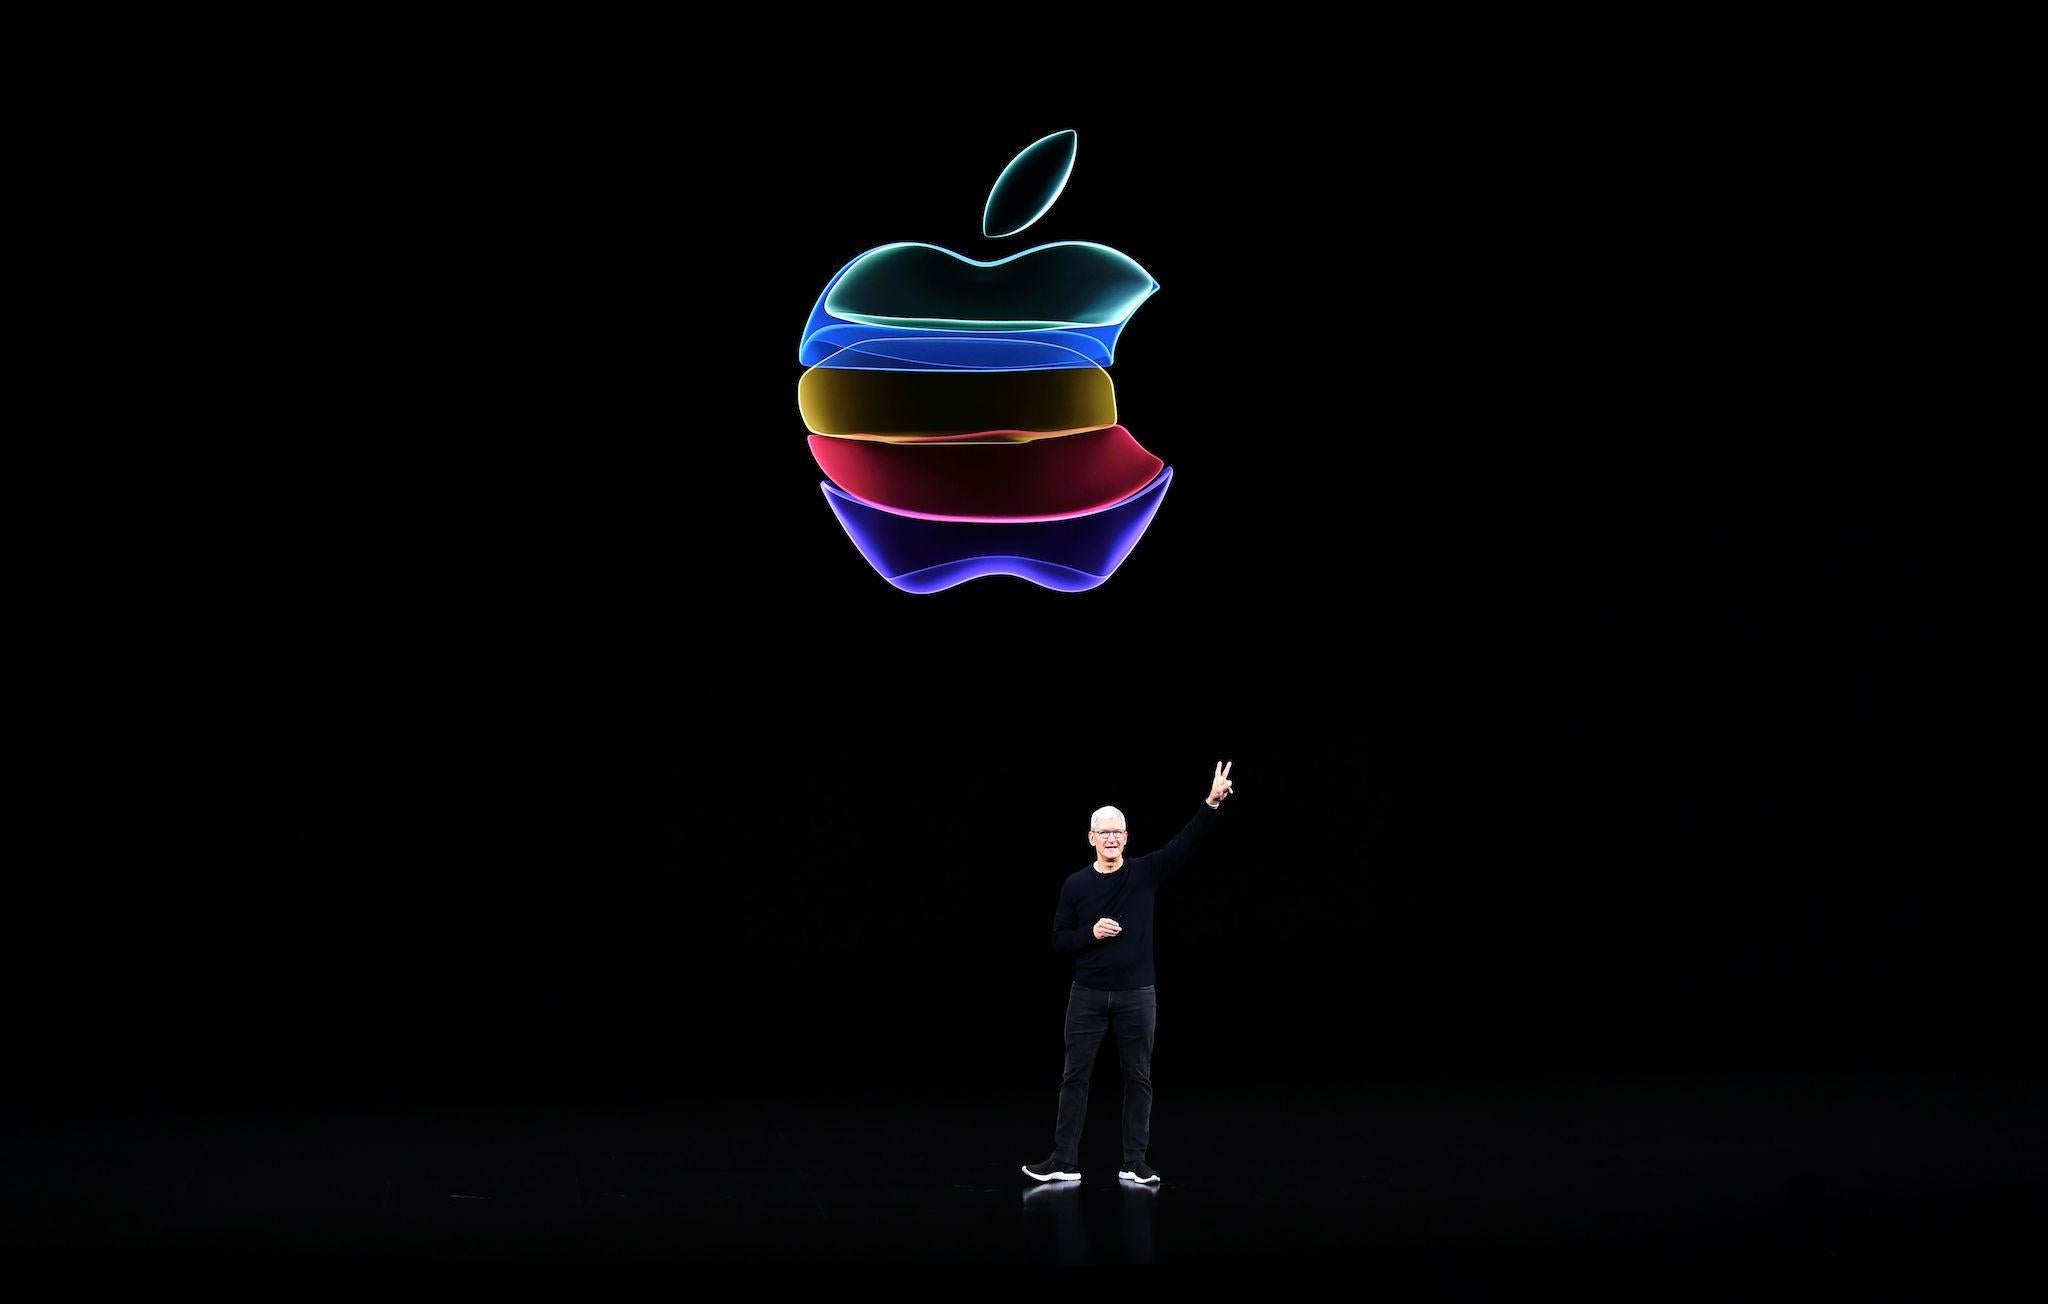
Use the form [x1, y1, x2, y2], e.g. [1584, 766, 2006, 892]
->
[4, 1073, 2040, 1282]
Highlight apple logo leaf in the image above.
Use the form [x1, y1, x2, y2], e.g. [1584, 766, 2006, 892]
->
[983, 130, 1078, 239]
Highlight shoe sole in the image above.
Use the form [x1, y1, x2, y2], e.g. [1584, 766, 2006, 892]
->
[1118, 1170, 1161, 1183]
[1021, 1166, 1081, 1182]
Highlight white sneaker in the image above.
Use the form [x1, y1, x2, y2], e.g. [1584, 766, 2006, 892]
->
[1022, 1156, 1081, 1181]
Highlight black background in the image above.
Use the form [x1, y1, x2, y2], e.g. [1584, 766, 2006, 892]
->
[20, 82, 2029, 1127]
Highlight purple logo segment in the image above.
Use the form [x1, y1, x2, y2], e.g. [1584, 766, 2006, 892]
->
[819, 469, 1173, 595]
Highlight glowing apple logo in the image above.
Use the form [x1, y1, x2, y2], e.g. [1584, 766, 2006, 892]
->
[798, 130, 1170, 593]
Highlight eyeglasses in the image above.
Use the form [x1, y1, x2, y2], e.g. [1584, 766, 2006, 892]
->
[1092, 830, 1128, 840]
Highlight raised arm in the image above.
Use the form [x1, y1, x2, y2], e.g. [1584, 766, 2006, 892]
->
[1154, 760, 1234, 883]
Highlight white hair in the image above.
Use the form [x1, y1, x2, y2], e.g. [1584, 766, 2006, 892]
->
[1090, 805, 1126, 830]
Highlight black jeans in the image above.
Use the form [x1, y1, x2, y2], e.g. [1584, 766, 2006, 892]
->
[1050, 981, 1157, 1167]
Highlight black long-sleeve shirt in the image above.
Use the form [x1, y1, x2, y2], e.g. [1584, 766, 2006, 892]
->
[1050, 800, 1221, 990]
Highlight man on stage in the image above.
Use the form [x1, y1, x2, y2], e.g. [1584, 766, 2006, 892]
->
[1024, 761, 1234, 1185]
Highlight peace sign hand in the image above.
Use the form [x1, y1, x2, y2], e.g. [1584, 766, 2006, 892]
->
[1207, 760, 1235, 805]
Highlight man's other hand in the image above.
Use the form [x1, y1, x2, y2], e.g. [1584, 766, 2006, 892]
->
[1207, 760, 1235, 805]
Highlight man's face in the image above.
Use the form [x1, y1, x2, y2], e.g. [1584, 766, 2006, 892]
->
[1089, 816, 1128, 865]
